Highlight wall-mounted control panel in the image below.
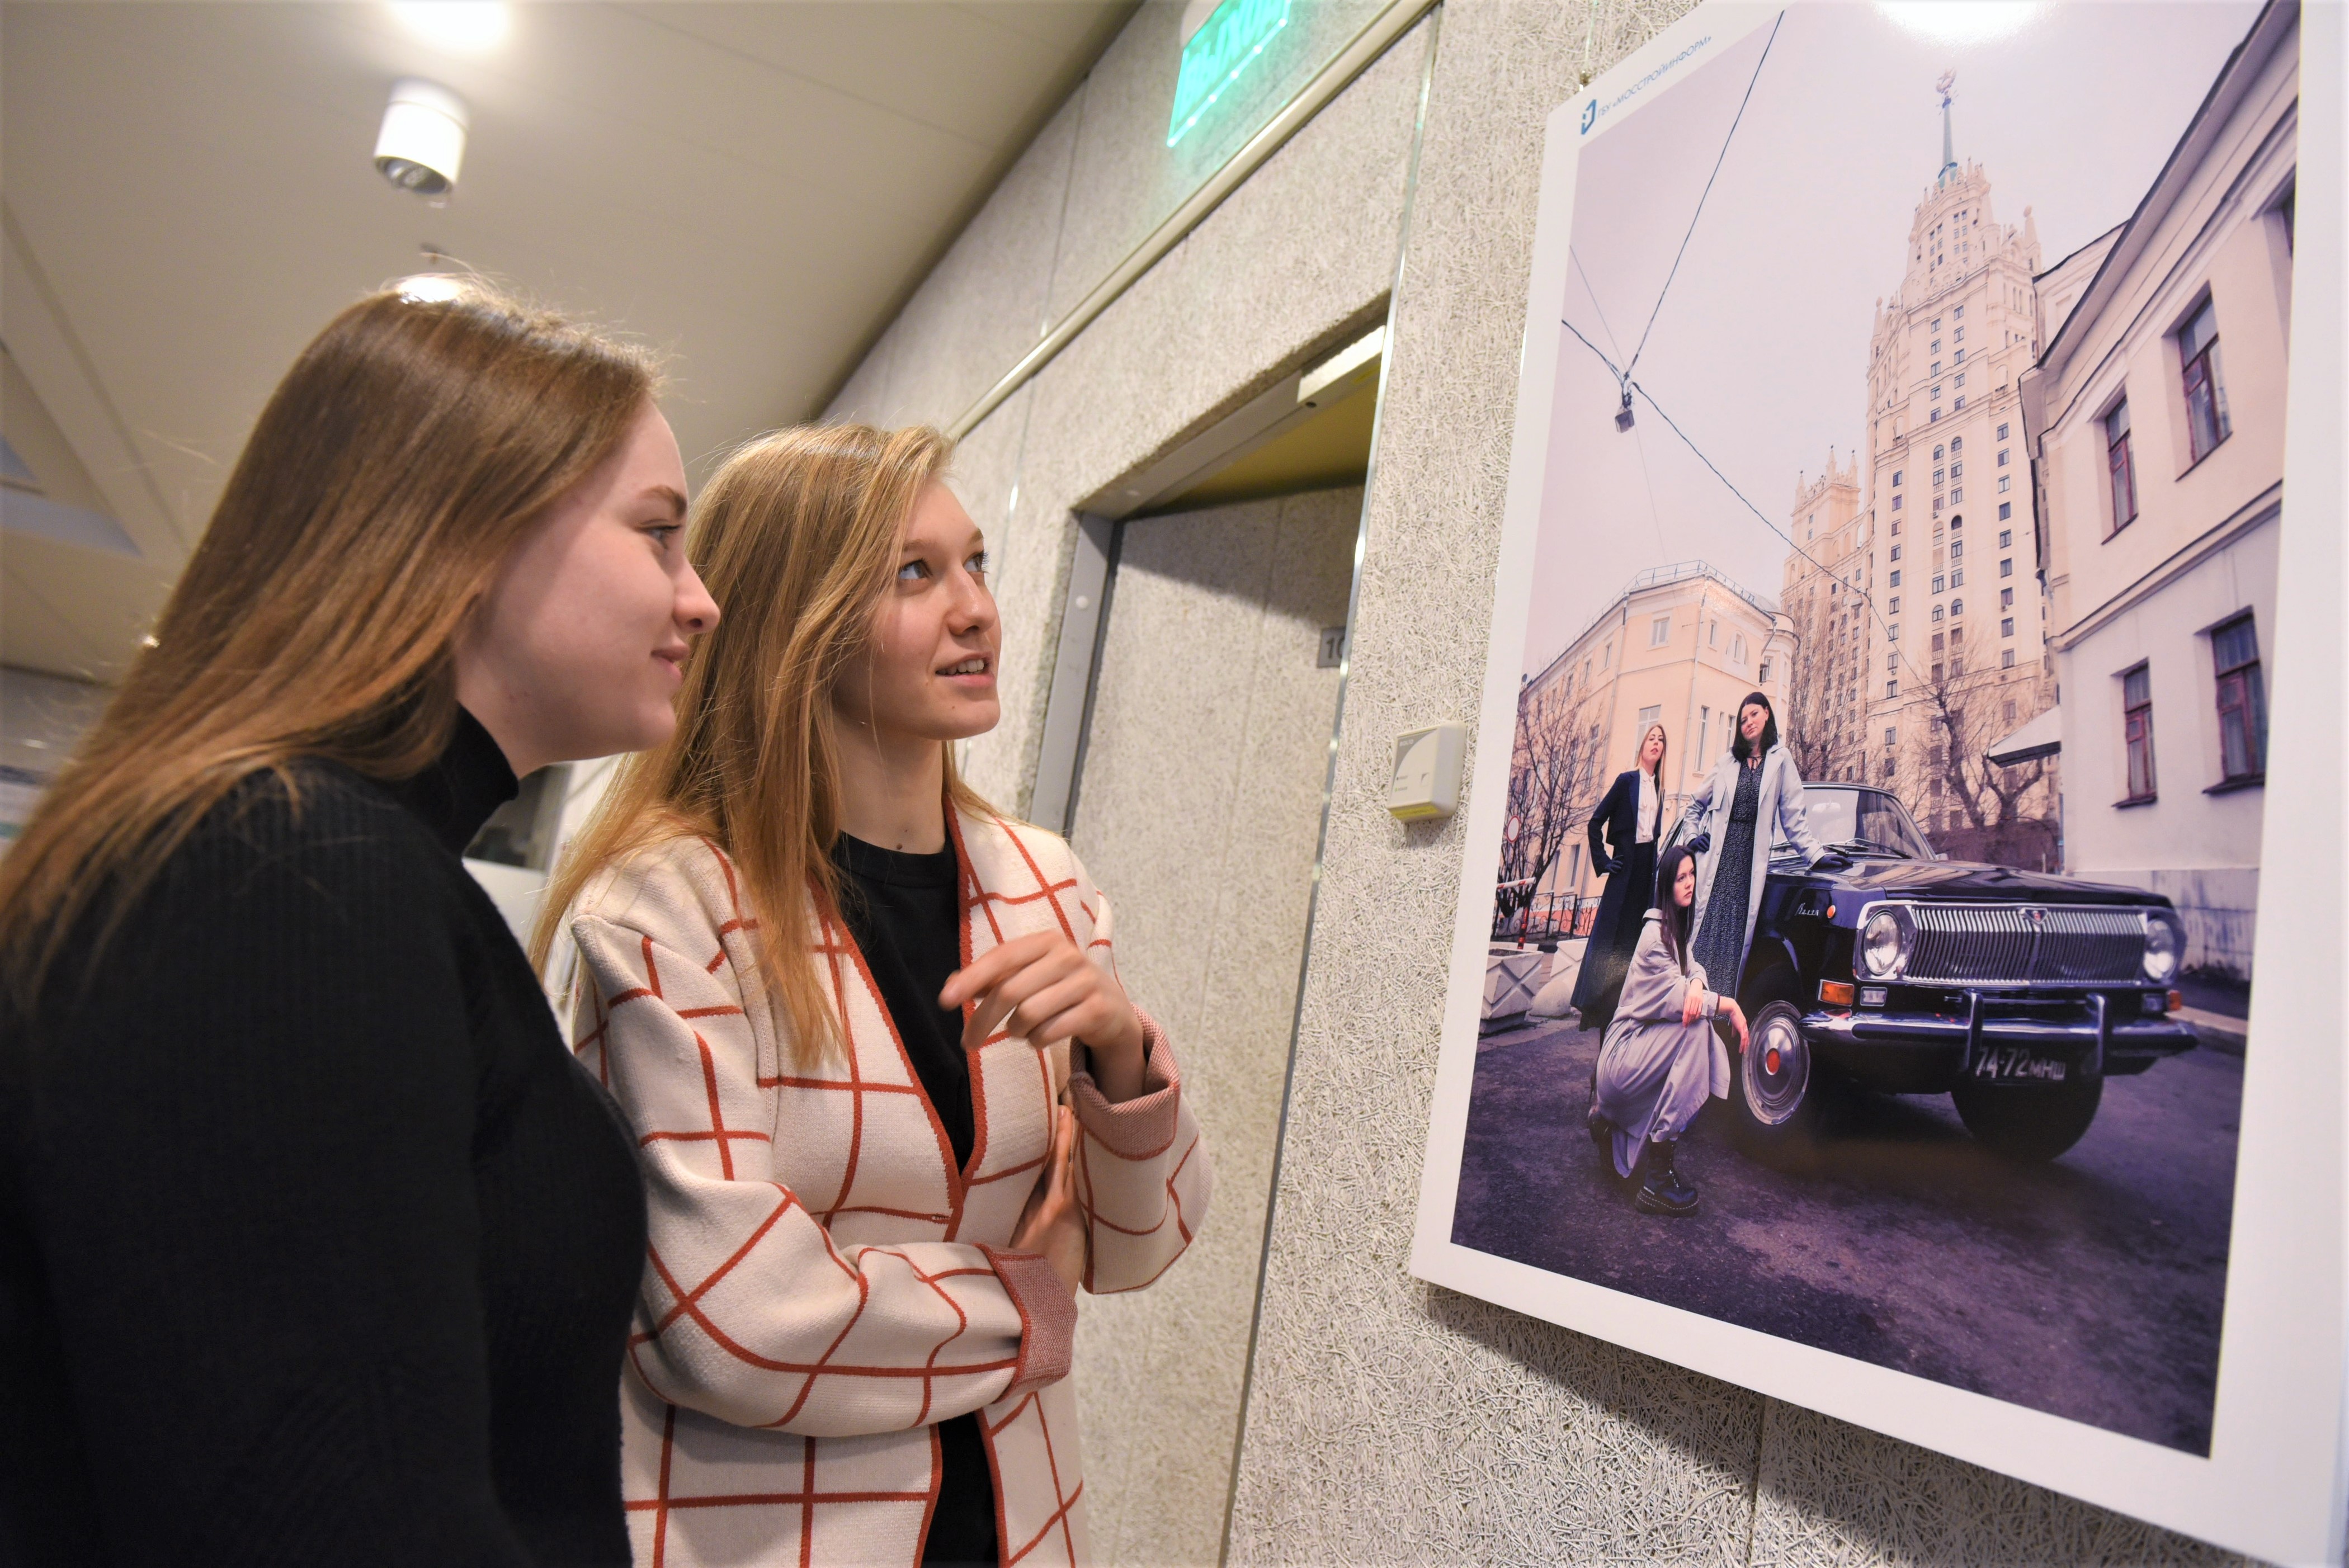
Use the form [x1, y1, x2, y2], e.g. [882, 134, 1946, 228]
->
[1385, 722, 1464, 821]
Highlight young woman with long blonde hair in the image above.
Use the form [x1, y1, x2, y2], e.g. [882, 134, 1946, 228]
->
[0, 286, 719, 1562]
[540, 423, 1209, 1568]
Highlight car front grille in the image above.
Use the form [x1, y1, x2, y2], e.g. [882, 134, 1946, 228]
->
[1903, 903, 2147, 986]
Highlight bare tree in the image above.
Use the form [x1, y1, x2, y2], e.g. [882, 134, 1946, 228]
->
[1499, 677, 1608, 929]
[1782, 621, 1863, 786]
[1907, 659, 2059, 870]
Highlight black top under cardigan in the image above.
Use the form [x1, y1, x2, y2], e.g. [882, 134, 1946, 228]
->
[0, 709, 647, 1566]
[831, 832, 998, 1568]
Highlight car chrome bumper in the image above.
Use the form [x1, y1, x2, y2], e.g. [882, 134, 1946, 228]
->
[1799, 990, 2197, 1092]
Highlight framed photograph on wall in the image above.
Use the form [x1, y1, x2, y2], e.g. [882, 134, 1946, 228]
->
[1408, 2, 2346, 1558]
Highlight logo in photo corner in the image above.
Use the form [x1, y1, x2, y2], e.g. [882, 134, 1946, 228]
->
[1581, 98, 1599, 134]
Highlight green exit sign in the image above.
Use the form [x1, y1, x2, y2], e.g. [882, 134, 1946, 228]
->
[1167, 0, 1290, 147]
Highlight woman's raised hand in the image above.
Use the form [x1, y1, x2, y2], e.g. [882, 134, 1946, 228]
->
[1009, 1103, 1086, 1295]
[941, 931, 1147, 1099]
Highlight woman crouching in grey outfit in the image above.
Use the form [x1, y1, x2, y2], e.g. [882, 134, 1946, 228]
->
[1587, 843, 1749, 1215]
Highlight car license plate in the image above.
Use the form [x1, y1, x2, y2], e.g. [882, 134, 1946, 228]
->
[1970, 1046, 2068, 1082]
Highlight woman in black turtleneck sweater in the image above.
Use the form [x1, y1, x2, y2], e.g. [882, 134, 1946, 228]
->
[0, 287, 718, 1565]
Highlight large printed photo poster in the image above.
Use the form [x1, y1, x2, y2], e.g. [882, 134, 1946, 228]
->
[1409, 2, 2347, 1559]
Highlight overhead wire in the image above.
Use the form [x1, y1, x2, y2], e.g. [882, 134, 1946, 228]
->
[1621, 8, 1786, 382]
[1556, 314, 1940, 697]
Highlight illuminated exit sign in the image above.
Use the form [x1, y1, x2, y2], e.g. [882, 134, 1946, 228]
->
[1167, 0, 1290, 147]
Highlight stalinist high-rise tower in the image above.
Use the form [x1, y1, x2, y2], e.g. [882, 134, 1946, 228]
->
[1781, 76, 2057, 856]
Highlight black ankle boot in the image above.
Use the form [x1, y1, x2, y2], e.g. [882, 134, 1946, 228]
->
[1635, 1139, 1699, 1216]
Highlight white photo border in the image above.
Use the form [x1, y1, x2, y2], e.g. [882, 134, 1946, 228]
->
[1406, 3, 2348, 1560]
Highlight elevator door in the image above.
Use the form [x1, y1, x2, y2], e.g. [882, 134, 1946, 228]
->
[1064, 485, 1359, 1566]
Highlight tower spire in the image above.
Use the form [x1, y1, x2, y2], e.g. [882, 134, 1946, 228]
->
[1935, 71, 1958, 186]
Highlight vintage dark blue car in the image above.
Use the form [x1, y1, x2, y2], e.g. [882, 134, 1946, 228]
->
[1662, 784, 2198, 1163]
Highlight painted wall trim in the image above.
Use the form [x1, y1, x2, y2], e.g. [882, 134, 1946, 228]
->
[945, 0, 1441, 442]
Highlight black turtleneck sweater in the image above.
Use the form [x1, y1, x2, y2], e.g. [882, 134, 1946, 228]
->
[0, 710, 647, 1566]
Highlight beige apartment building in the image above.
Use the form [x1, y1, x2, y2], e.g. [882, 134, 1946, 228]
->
[1780, 89, 2058, 863]
[2017, 1, 2295, 978]
[1515, 560, 1790, 920]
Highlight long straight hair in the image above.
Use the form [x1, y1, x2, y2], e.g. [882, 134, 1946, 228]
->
[534, 423, 989, 1068]
[1728, 689, 1780, 763]
[0, 286, 655, 1003]
[1655, 842, 1699, 974]
[1637, 722, 1667, 830]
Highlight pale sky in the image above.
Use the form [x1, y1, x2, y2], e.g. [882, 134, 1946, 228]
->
[1522, 1, 2262, 676]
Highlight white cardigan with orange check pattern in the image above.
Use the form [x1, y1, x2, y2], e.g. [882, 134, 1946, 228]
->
[567, 807, 1210, 1568]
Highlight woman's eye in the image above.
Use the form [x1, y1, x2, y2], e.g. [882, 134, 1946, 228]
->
[898, 560, 932, 582]
[967, 551, 989, 577]
[646, 523, 681, 547]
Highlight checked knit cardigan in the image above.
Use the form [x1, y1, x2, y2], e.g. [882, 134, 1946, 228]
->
[568, 807, 1211, 1568]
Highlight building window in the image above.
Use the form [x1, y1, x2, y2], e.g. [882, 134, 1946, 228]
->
[2000, 558, 2015, 579]
[1950, 513, 1963, 532]
[1890, 596, 1901, 614]
[1885, 728, 1897, 746]
[1952, 568, 1965, 588]
[1931, 631, 1946, 653]
[1950, 539, 1964, 560]
[1955, 395, 1966, 410]
[2122, 663, 2156, 802]
[1951, 461, 1964, 480]
[1997, 422, 2010, 440]
[1931, 663, 1944, 682]
[1951, 485, 1964, 503]
[2002, 617, 2015, 637]
[1998, 529, 2012, 548]
[1650, 614, 1672, 648]
[1888, 681, 1900, 698]
[1731, 634, 1748, 665]
[1889, 623, 1900, 640]
[1932, 575, 1946, 594]
[1638, 703, 1663, 729]
[1601, 640, 1612, 669]
[2002, 649, 2016, 668]
[1951, 598, 1964, 616]
[1997, 476, 2011, 494]
[1890, 544, 1902, 561]
[1997, 448, 2010, 467]
[1892, 494, 1903, 511]
[1696, 706, 1711, 761]
[1931, 408, 1942, 423]
[1889, 569, 1902, 587]
[1951, 437, 1963, 453]
[2178, 296, 2229, 463]
[1931, 361, 1942, 376]
[2000, 587, 2015, 608]
[2213, 613, 2267, 782]
[1998, 502, 2012, 521]
[2105, 399, 2138, 532]
[1954, 305, 1965, 319]
[1757, 659, 1772, 685]
[1932, 605, 1945, 624]
[1893, 470, 1903, 485]
[1933, 467, 1946, 485]
[2003, 701, 2017, 724]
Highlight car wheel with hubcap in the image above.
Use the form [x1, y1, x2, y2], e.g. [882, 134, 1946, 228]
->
[1950, 1076, 2103, 1162]
[1729, 1000, 1826, 1166]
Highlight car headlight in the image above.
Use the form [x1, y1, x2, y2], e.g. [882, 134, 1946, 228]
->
[1860, 905, 1914, 979]
[2142, 909, 2183, 984]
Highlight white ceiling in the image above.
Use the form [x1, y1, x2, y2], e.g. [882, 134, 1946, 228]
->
[0, 0, 1132, 682]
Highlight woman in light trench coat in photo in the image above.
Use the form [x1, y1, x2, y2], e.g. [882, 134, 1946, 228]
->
[1678, 690, 1845, 1003]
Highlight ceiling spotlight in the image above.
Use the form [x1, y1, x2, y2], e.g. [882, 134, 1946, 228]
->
[397, 273, 468, 304]
[375, 79, 468, 197]
[389, 2, 510, 54]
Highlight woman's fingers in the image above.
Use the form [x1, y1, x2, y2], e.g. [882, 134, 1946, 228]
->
[940, 931, 1059, 1011]
[1003, 976, 1102, 1047]
[957, 943, 1081, 1050]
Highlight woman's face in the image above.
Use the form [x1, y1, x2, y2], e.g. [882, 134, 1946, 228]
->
[456, 402, 719, 773]
[1673, 854, 1697, 908]
[1739, 702, 1770, 743]
[1639, 726, 1666, 767]
[834, 479, 1001, 746]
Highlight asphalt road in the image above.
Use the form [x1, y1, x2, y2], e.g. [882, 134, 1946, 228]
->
[1450, 1017, 2241, 1454]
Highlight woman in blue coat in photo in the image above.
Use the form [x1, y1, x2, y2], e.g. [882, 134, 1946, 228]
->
[1568, 722, 1668, 1036]
[1681, 691, 1846, 1002]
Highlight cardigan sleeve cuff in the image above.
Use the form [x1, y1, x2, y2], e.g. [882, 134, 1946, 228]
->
[980, 1246, 1077, 1400]
[1067, 1008, 1182, 1160]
